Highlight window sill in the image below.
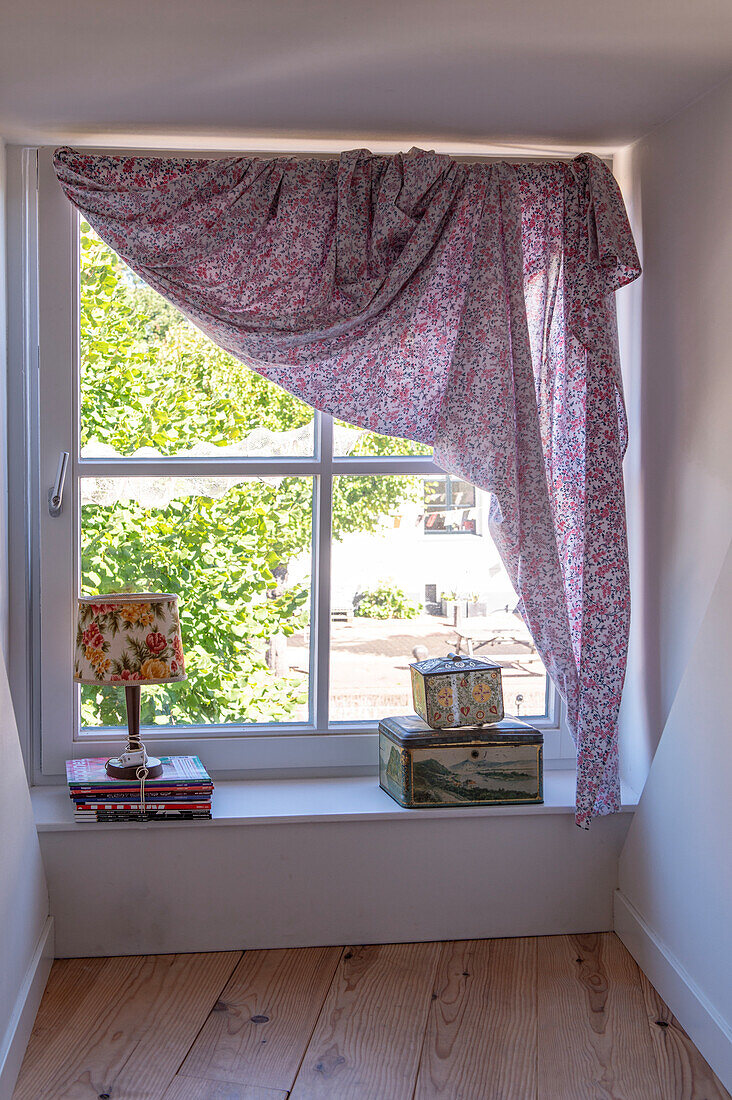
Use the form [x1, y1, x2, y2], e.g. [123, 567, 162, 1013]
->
[31, 771, 638, 833]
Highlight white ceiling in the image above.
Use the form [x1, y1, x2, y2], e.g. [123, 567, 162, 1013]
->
[2, 0, 731, 150]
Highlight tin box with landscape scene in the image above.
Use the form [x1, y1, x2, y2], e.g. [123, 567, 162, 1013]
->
[379, 714, 543, 808]
[410, 652, 504, 729]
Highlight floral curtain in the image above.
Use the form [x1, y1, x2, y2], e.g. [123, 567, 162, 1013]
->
[54, 146, 640, 826]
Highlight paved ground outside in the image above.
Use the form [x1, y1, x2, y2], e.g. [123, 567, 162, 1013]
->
[288, 613, 548, 723]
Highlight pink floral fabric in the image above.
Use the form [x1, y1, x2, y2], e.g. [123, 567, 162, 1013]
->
[54, 146, 640, 826]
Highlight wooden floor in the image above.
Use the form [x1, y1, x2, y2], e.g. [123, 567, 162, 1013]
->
[14, 934, 729, 1100]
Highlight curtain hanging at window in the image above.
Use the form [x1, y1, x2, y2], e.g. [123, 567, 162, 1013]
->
[54, 146, 640, 827]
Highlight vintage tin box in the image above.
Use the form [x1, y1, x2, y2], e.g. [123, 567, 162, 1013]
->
[379, 714, 543, 808]
[410, 652, 504, 729]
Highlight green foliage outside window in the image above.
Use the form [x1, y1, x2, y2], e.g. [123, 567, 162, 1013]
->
[80, 224, 427, 728]
[353, 583, 422, 620]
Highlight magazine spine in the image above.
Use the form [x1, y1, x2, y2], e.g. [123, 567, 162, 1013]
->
[72, 806, 212, 812]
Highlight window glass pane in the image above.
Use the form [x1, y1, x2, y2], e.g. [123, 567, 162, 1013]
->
[424, 475, 477, 534]
[80, 476, 312, 728]
[424, 477, 448, 509]
[450, 479, 476, 508]
[333, 419, 432, 457]
[79, 222, 314, 459]
[330, 475, 548, 722]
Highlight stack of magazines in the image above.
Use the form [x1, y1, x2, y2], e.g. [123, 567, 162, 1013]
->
[65, 756, 214, 822]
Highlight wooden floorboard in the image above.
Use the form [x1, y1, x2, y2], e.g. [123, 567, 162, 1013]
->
[162, 1076, 288, 1099]
[639, 969, 731, 1100]
[15, 956, 110, 1043]
[14, 953, 147, 1100]
[181, 946, 343, 1091]
[289, 941, 441, 1100]
[414, 937, 537, 1100]
[13, 934, 729, 1100]
[13, 951, 242, 1100]
[537, 932, 662, 1099]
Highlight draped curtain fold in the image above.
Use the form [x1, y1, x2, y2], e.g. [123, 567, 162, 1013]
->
[54, 146, 641, 826]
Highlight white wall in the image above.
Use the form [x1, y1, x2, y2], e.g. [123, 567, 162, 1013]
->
[0, 143, 8, 664]
[38, 803, 633, 958]
[0, 140, 51, 1100]
[0, 655, 51, 1097]
[615, 77, 732, 1089]
[617, 77, 732, 791]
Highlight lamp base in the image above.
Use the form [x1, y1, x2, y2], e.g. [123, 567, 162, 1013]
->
[105, 753, 164, 781]
[106, 686, 165, 779]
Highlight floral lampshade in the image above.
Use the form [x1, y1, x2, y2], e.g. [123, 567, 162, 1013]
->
[74, 593, 186, 685]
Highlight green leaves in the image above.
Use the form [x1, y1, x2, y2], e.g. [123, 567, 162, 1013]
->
[354, 583, 422, 620]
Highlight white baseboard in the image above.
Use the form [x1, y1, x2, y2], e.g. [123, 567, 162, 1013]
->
[0, 916, 54, 1100]
[614, 889, 732, 1094]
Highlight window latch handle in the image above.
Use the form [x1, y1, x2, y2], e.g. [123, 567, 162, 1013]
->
[48, 451, 70, 517]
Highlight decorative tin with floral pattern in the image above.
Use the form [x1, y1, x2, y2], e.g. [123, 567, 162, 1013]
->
[410, 652, 503, 729]
[379, 714, 543, 807]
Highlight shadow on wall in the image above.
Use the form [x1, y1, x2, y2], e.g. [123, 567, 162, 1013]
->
[614, 145, 656, 792]
[615, 104, 732, 796]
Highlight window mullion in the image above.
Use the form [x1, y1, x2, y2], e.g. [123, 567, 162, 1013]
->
[331, 455, 442, 475]
[77, 457, 322, 478]
[311, 412, 333, 731]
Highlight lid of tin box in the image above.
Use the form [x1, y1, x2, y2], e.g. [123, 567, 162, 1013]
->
[379, 713, 543, 747]
[410, 653, 500, 676]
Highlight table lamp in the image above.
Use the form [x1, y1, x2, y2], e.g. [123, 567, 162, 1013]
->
[74, 593, 186, 780]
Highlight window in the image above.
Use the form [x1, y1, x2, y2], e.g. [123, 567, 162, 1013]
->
[13, 148, 573, 779]
[424, 475, 478, 534]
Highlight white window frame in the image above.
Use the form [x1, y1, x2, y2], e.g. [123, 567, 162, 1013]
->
[9, 146, 575, 782]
